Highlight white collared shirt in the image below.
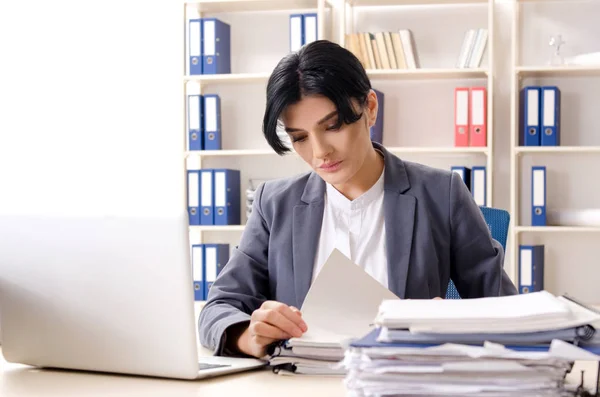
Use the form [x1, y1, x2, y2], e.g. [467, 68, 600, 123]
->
[311, 166, 388, 289]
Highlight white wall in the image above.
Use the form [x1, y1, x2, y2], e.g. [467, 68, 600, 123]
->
[0, 1, 598, 303]
[0, 0, 184, 217]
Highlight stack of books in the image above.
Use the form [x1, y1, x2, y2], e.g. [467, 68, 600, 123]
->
[345, 30, 419, 70]
[342, 292, 600, 396]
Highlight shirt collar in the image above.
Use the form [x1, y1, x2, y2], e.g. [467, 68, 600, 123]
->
[325, 165, 385, 211]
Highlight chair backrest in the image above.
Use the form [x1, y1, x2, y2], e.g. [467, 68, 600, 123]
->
[445, 206, 510, 299]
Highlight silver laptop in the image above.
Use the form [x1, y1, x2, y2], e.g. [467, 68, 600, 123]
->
[0, 213, 266, 380]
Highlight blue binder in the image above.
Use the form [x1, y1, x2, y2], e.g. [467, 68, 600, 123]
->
[213, 169, 241, 225]
[531, 166, 546, 226]
[303, 13, 318, 46]
[370, 89, 384, 144]
[541, 86, 560, 146]
[451, 166, 471, 191]
[289, 14, 304, 52]
[188, 94, 203, 151]
[471, 166, 486, 207]
[203, 94, 221, 150]
[187, 170, 200, 225]
[518, 245, 544, 294]
[350, 327, 600, 355]
[191, 244, 204, 301]
[200, 169, 214, 225]
[188, 19, 203, 75]
[202, 18, 231, 75]
[521, 86, 541, 146]
[203, 244, 229, 299]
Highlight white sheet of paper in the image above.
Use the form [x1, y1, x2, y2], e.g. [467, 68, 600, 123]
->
[291, 248, 399, 345]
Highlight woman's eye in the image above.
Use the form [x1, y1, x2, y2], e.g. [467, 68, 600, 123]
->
[292, 136, 306, 143]
[326, 121, 341, 131]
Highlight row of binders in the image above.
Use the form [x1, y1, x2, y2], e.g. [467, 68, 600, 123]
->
[520, 85, 561, 146]
[187, 169, 241, 226]
[187, 13, 319, 75]
[451, 165, 487, 206]
[289, 13, 318, 52]
[188, 94, 222, 151]
[345, 30, 419, 70]
[454, 86, 487, 147]
[191, 244, 228, 301]
[189, 18, 231, 75]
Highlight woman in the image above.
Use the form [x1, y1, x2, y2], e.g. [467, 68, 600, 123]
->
[198, 40, 517, 359]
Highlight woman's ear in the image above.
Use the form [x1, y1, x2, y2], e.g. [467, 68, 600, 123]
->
[366, 89, 379, 128]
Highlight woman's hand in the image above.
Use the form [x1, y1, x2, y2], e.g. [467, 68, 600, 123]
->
[235, 301, 308, 358]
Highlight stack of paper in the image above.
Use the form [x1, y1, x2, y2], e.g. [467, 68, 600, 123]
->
[343, 331, 599, 397]
[342, 292, 600, 396]
[266, 249, 399, 375]
[375, 291, 600, 335]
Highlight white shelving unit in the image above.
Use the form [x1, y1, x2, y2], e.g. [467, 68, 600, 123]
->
[183, 0, 600, 304]
[184, 0, 498, 251]
[340, 0, 495, 207]
[509, 0, 600, 300]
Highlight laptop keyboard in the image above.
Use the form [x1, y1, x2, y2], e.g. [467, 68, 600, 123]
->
[198, 362, 231, 371]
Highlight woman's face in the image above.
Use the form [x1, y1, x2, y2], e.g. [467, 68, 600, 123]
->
[281, 92, 378, 187]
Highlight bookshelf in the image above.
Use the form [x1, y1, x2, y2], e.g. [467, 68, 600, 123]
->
[184, 0, 499, 302]
[509, 0, 600, 302]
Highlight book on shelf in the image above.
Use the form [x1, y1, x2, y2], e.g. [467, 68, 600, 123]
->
[456, 28, 488, 69]
[345, 30, 419, 70]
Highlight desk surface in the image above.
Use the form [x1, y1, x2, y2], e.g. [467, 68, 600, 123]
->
[1, 347, 598, 397]
[0, 347, 345, 397]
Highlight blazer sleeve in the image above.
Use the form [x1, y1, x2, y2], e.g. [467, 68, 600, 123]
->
[448, 172, 518, 298]
[197, 182, 272, 356]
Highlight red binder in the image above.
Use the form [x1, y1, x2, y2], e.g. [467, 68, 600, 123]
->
[454, 87, 470, 147]
[470, 86, 487, 147]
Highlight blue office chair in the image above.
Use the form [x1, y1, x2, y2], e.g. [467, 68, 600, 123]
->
[445, 206, 510, 299]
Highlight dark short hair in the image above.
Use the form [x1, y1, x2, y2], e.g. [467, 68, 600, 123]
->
[262, 40, 372, 155]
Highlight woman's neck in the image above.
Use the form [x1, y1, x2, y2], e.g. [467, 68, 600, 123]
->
[333, 148, 384, 201]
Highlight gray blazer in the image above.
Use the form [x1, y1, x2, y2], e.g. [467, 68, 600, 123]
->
[198, 143, 517, 355]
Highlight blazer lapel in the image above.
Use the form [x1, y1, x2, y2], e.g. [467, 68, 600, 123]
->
[377, 143, 415, 299]
[384, 192, 415, 299]
[292, 173, 325, 308]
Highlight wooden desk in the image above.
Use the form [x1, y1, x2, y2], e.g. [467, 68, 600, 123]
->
[0, 347, 345, 397]
[0, 347, 598, 397]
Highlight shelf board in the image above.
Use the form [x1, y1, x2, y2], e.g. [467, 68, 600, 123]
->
[515, 226, 600, 233]
[184, 69, 488, 83]
[186, 147, 487, 157]
[348, 0, 488, 6]
[367, 68, 488, 79]
[186, 149, 278, 156]
[516, 146, 600, 154]
[516, 65, 600, 77]
[387, 146, 488, 154]
[185, 0, 327, 13]
[184, 73, 270, 84]
[189, 225, 246, 232]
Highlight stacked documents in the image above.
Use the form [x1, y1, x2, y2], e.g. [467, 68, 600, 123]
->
[266, 249, 398, 375]
[375, 291, 600, 335]
[342, 292, 600, 396]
